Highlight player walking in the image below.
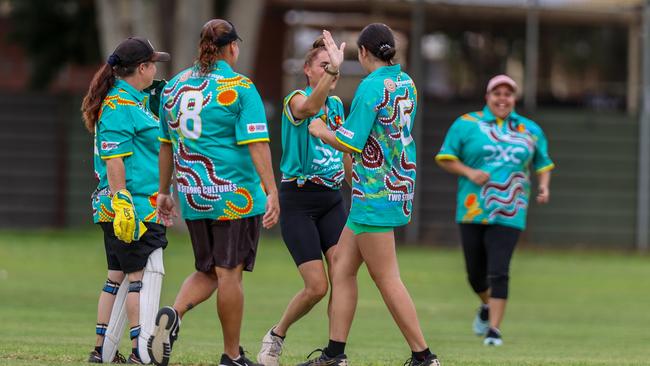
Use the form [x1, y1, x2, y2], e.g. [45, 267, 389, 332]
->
[147, 19, 279, 366]
[81, 36, 170, 364]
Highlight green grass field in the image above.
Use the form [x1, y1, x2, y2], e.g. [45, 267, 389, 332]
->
[0, 229, 648, 366]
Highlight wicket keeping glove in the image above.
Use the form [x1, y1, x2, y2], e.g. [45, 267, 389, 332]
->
[111, 189, 147, 244]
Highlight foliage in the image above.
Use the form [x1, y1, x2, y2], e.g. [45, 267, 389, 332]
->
[7, 0, 99, 89]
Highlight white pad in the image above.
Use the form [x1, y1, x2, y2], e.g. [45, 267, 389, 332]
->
[102, 278, 129, 363]
[138, 248, 165, 364]
[101, 248, 165, 363]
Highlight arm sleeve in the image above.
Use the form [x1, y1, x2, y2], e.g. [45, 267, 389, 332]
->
[532, 125, 555, 173]
[98, 106, 135, 160]
[236, 83, 270, 145]
[435, 119, 465, 161]
[283, 90, 317, 126]
[334, 85, 377, 153]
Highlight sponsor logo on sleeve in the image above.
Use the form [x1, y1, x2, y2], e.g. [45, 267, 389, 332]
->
[337, 126, 355, 139]
[246, 123, 268, 133]
[101, 141, 119, 151]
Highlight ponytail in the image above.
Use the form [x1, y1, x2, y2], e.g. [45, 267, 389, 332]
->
[81, 64, 115, 133]
[196, 19, 238, 75]
[197, 39, 220, 76]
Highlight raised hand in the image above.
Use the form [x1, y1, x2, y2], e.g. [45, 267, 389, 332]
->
[322, 30, 346, 69]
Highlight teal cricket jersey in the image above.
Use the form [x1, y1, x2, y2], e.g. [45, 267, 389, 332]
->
[335, 64, 418, 227]
[92, 79, 161, 224]
[435, 106, 555, 230]
[159, 60, 269, 221]
[280, 86, 346, 189]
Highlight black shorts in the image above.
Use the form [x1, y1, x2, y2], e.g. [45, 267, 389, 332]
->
[186, 214, 262, 273]
[280, 181, 347, 266]
[100, 222, 168, 274]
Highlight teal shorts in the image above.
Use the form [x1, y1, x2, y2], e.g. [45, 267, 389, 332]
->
[346, 217, 394, 235]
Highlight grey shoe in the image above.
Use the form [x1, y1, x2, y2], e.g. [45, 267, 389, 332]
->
[257, 327, 284, 366]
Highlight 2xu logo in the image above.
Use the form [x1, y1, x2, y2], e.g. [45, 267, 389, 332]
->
[483, 145, 525, 164]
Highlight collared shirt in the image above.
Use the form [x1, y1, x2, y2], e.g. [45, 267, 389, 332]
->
[280, 86, 346, 189]
[335, 64, 418, 227]
[159, 60, 269, 220]
[92, 79, 161, 224]
[436, 105, 555, 230]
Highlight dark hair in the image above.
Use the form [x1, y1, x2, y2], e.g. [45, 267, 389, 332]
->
[303, 36, 326, 85]
[357, 23, 396, 63]
[81, 62, 138, 133]
[197, 19, 239, 75]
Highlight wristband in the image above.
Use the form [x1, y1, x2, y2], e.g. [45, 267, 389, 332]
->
[324, 64, 340, 76]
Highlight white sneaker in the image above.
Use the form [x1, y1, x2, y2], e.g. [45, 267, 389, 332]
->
[257, 327, 284, 366]
[472, 306, 489, 336]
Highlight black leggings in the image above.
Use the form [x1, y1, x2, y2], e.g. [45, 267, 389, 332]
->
[280, 181, 347, 266]
[459, 223, 521, 299]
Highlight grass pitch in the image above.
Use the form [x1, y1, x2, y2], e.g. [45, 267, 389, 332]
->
[0, 229, 648, 365]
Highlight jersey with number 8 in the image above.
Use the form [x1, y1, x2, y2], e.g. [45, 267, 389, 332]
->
[159, 60, 270, 220]
[334, 64, 418, 227]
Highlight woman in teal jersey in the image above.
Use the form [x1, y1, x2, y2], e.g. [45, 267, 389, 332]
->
[436, 75, 554, 346]
[257, 31, 349, 366]
[149, 19, 279, 366]
[301, 24, 441, 366]
[81, 37, 170, 364]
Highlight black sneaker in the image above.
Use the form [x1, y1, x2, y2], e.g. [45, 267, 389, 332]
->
[296, 349, 349, 366]
[127, 352, 144, 364]
[405, 353, 441, 366]
[88, 349, 126, 364]
[88, 350, 102, 363]
[483, 327, 503, 346]
[219, 350, 262, 366]
[147, 306, 181, 366]
[113, 351, 127, 364]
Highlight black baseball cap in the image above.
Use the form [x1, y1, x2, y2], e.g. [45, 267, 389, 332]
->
[107, 36, 170, 66]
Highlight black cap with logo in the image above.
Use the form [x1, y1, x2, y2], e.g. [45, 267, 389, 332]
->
[107, 36, 170, 67]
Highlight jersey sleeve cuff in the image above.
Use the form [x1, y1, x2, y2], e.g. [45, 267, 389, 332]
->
[100, 152, 134, 160]
[335, 136, 362, 153]
[236, 137, 271, 145]
[283, 90, 308, 126]
[535, 163, 555, 173]
[435, 154, 459, 161]
[158, 137, 172, 143]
